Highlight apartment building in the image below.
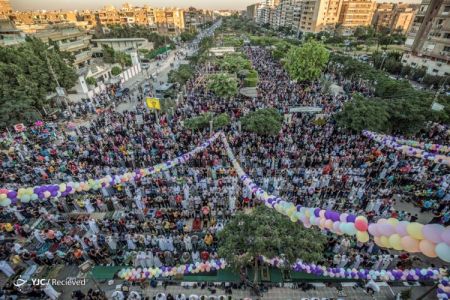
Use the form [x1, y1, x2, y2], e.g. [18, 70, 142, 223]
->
[0, 18, 25, 46]
[297, 0, 343, 33]
[33, 24, 93, 70]
[0, 0, 12, 17]
[247, 3, 261, 19]
[272, 0, 302, 28]
[256, 0, 280, 24]
[154, 8, 185, 35]
[184, 7, 214, 32]
[402, 0, 450, 76]
[372, 3, 417, 34]
[339, 0, 376, 30]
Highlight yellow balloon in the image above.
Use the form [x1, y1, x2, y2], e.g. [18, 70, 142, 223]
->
[380, 236, 391, 248]
[388, 234, 403, 251]
[356, 231, 369, 243]
[387, 218, 399, 226]
[406, 222, 424, 240]
[305, 210, 311, 218]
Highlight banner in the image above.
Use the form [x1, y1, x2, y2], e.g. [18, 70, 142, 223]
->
[146, 97, 161, 110]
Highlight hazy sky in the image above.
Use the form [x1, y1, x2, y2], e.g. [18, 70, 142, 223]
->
[10, 0, 258, 11]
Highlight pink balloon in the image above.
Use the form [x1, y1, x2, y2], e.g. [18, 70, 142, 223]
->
[319, 210, 326, 218]
[355, 217, 368, 231]
[339, 213, 348, 223]
[419, 240, 437, 258]
[333, 221, 341, 232]
[441, 227, 450, 245]
[379, 224, 395, 236]
[401, 236, 420, 253]
[368, 224, 380, 237]
[396, 221, 409, 237]
[422, 224, 444, 244]
[377, 219, 388, 225]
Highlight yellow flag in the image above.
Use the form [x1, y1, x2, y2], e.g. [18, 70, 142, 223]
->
[146, 97, 161, 110]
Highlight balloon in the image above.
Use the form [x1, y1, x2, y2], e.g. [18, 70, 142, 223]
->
[396, 221, 409, 237]
[324, 219, 333, 230]
[388, 234, 403, 251]
[43, 191, 51, 198]
[380, 236, 390, 248]
[387, 218, 399, 226]
[368, 224, 380, 237]
[344, 223, 357, 236]
[442, 227, 450, 245]
[356, 231, 369, 243]
[407, 222, 424, 240]
[340, 213, 348, 223]
[354, 216, 368, 232]
[419, 240, 437, 258]
[401, 236, 420, 253]
[379, 224, 395, 236]
[422, 224, 444, 244]
[435, 243, 450, 263]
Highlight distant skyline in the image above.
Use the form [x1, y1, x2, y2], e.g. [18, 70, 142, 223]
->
[10, 0, 255, 11]
[10, 0, 420, 11]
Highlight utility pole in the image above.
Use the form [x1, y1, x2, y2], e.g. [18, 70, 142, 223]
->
[45, 46, 72, 117]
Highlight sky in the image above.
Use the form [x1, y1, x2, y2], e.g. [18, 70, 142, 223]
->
[10, 0, 258, 11]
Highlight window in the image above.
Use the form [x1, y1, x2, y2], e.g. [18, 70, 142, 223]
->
[432, 69, 438, 73]
[444, 5, 450, 12]
[444, 33, 450, 39]
[443, 46, 450, 51]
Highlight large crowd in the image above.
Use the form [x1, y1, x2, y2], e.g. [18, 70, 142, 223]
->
[0, 32, 449, 300]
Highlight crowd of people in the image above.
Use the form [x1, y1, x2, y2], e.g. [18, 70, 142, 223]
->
[0, 30, 448, 300]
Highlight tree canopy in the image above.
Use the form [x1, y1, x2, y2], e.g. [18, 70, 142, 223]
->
[241, 108, 283, 136]
[332, 55, 450, 134]
[218, 205, 326, 282]
[285, 40, 329, 82]
[183, 113, 230, 131]
[207, 73, 238, 98]
[0, 37, 77, 127]
[217, 53, 252, 74]
[168, 64, 195, 86]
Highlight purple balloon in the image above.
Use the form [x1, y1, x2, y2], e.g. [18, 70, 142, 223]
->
[346, 214, 356, 223]
[7, 191, 17, 199]
[314, 208, 320, 217]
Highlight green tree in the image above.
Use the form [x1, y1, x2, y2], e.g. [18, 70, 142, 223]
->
[217, 53, 252, 74]
[207, 73, 238, 98]
[101, 45, 116, 64]
[168, 64, 194, 86]
[0, 37, 76, 127]
[285, 40, 330, 82]
[241, 108, 283, 136]
[114, 51, 132, 69]
[184, 113, 230, 131]
[335, 94, 390, 133]
[180, 31, 197, 42]
[218, 205, 326, 283]
[111, 66, 122, 76]
[85, 77, 96, 86]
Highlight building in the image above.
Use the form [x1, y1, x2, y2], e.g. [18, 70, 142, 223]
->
[372, 3, 417, 34]
[33, 24, 93, 70]
[402, 0, 450, 76]
[272, 0, 301, 29]
[0, 0, 12, 17]
[91, 37, 153, 54]
[154, 8, 185, 35]
[184, 7, 214, 32]
[338, 0, 376, 30]
[0, 18, 25, 46]
[256, 0, 280, 24]
[297, 0, 344, 33]
[246, 3, 261, 20]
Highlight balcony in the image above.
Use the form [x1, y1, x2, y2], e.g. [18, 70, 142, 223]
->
[59, 39, 90, 52]
[74, 50, 93, 64]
